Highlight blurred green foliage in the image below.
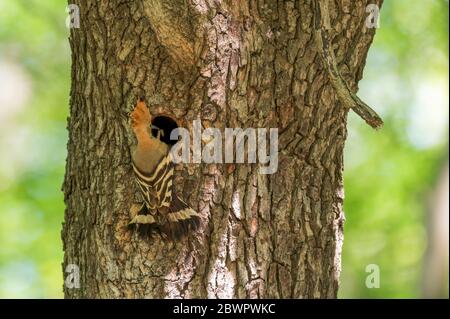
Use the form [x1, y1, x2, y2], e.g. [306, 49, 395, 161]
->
[0, 0, 69, 298]
[340, 0, 449, 298]
[0, 0, 448, 298]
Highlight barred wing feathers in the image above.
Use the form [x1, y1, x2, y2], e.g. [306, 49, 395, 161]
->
[129, 152, 200, 239]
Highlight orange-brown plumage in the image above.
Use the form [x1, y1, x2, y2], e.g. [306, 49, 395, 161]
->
[128, 98, 200, 239]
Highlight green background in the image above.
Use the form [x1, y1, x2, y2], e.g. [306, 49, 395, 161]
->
[0, 0, 448, 298]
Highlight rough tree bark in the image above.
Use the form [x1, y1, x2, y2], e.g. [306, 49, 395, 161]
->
[63, 0, 383, 298]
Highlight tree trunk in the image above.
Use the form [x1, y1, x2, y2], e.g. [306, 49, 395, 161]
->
[63, 0, 382, 298]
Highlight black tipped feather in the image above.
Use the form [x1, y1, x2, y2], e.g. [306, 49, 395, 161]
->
[129, 213, 200, 240]
[130, 150, 201, 240]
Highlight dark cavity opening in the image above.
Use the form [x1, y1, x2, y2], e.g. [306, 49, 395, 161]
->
[151, 116, 179, 146]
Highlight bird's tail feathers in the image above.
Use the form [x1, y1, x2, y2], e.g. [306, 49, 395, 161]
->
[128, 196, 200, 240]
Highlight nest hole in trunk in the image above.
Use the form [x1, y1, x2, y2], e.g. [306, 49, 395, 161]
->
[151, 115, 179, 146]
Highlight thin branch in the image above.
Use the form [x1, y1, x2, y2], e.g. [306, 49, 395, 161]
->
[313, 0, 383, 130]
